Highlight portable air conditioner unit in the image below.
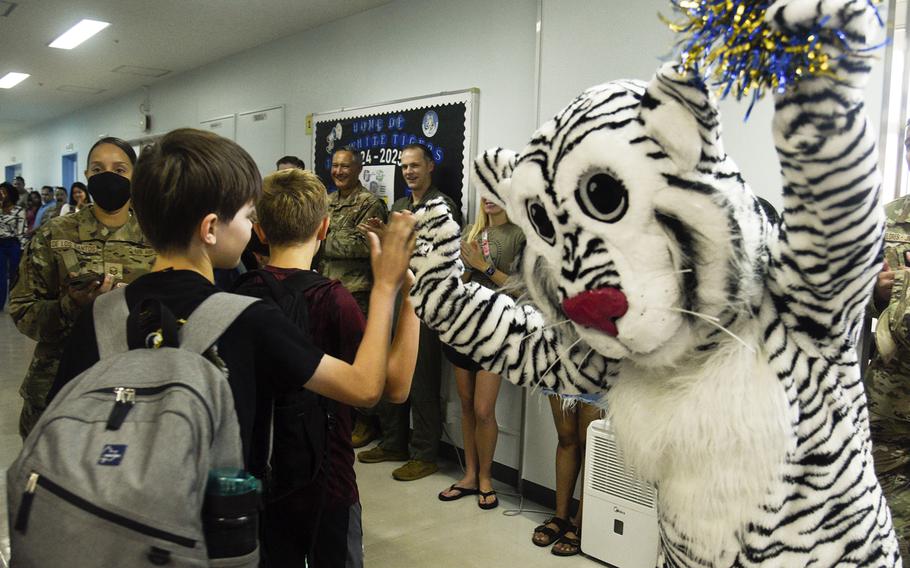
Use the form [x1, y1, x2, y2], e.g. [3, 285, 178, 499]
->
[582, 418, 659, 567]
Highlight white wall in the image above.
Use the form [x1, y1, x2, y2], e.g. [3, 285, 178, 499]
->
[1, 0, 892, 496]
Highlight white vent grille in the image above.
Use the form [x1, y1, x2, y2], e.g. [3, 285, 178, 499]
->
[589, 434, 656, 509]
[111, 65, 171, 78]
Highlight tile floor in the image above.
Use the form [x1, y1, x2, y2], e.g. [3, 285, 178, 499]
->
[0, 311, 598, 567]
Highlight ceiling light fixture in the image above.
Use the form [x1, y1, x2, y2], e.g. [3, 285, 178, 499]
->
[0, 72, 29, 89]
[57, 85, 106, 95]
[49, 19, 110, 50]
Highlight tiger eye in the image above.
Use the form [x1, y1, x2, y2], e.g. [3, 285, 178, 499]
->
[527, 200, 556, 245]
[577, 172, 628, 223]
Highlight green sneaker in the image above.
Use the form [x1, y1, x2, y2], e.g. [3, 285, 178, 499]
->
[392, 460, 439, 481]
[351, 416, 379, 449]
[357, 446, 409, 464]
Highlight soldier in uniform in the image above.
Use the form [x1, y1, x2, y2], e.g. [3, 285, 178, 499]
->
[357, 143, 463, 481]
[867, 126, 910, 564]
[319, 146, 388, 314]
[9, 137, 155, 439]
[319, 146, 389, 448]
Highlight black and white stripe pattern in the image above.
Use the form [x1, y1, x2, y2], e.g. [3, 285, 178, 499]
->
[409, 0, 898, 564]
[0, 205, 27, 246]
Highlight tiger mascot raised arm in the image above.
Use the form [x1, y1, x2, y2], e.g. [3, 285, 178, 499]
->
[408, 0, 900, 565]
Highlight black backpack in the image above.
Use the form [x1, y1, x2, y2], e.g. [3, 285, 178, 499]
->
[231, 269, 335, 500]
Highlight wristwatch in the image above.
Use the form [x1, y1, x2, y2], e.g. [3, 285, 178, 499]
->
[484, 264, 496, 276]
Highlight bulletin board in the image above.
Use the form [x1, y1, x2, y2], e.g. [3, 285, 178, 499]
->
[311, 89, 479, 219]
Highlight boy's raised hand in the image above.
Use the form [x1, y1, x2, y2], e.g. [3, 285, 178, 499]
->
[368, 211, 416, 293]
[358, 217, 386, 239]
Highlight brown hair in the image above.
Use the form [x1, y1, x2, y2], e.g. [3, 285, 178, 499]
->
[257, 168, 328, 246]
[402, 143, 433, 162]
[131, 128, 261, 252]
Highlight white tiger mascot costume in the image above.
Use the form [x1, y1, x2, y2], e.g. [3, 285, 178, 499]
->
[408, 0, 901, 565]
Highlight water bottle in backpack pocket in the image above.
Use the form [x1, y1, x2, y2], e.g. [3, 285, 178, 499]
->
[203, 468, 261, 563]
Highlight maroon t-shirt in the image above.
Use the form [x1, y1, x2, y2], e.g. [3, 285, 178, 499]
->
[263, 266, 365, 507]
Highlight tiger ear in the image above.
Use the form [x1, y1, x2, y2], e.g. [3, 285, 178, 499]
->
[639, 62, 724, 172]
[472, 148, 519, 209]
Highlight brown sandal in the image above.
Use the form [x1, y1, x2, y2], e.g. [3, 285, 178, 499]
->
[532, 516, 571, 547]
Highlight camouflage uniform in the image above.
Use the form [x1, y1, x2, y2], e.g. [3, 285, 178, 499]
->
[319, 184, 388, 315]
[867, 195, 910, 563]
[390, 186, 462, 225]
[8, 205, 154, 438]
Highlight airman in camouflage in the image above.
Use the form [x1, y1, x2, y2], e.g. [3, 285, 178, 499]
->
[356, 144, 463, 479]
[318, 147, 388, 314]
[868, 194, 910, 563]
[8, 205, 154, 438]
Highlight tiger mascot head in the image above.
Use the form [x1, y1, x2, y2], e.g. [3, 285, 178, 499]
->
[474, 63, 772, 369]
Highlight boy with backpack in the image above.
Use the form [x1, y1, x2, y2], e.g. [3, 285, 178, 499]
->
[12, 128, 417, 566]
[233, 167, 418, 567]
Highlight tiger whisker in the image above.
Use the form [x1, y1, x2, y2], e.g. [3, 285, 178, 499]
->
[497, 282, 525, 292]
[578, 347, 595, 368]
[541, 336, 584, 380]
[659, 306, 754, 352]
[664, 307, 721, 322]
[522, 319, 573, 341]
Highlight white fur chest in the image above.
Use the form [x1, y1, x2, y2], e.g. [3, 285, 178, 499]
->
[605, 323, 797, 564]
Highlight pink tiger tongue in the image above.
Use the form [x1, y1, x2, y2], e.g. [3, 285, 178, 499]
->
[562, 287, 628, 337]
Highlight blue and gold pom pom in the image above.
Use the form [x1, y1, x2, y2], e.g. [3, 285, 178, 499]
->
[664, 0, 882, 112]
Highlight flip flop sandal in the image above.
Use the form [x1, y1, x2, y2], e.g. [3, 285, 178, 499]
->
[551, 527, 581, 557]
[478, 490, 498, 510]
[438, 484, 479, 501]
[532, 516, 571, 547]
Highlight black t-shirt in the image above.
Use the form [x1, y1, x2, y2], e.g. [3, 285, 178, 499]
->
[51, 269, 325, 474]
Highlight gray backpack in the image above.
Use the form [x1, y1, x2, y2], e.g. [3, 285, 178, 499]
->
[7, 288, 259, 567]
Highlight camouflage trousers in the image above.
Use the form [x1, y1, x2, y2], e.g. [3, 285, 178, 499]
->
[350, 290, 369, 318]
[880, 470, 910, 567]
[19, 399, 45, 440]
[871, 417, 910, 566]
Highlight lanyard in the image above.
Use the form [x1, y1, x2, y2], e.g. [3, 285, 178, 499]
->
[480, 229, 494, 266]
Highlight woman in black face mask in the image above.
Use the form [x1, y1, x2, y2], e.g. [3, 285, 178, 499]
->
[7, 137, 157, 439]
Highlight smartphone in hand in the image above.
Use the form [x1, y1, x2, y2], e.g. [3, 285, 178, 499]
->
[67, 272, 104, 291]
